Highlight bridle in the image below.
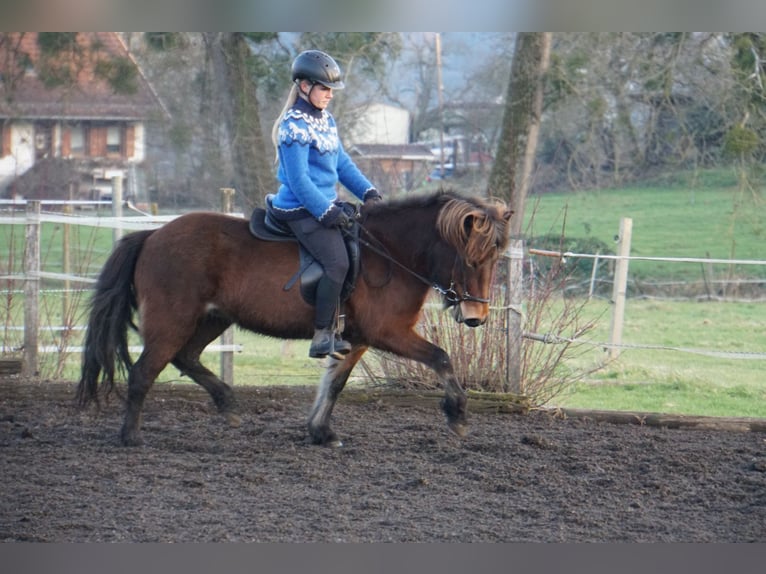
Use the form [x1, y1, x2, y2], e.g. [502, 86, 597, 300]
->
[350, 222, 490, 306]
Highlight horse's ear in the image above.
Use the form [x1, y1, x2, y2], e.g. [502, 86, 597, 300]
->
[463, 213, 476, 236]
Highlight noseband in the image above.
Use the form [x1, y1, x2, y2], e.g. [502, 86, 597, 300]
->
[434, 280, 489, 306]
[439, 257, 491, 306]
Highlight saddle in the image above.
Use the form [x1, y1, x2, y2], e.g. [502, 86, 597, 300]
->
[248, 204, 361, 307]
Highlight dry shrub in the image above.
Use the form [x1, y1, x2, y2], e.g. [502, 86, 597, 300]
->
[362, 253, 604, 407]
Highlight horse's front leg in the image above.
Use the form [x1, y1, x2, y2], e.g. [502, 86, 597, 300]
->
[377, 330, 468, 437]
[428, 346, 467, 437]
[308, 346, 367, 447]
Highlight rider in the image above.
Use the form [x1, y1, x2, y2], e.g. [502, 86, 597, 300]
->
[267, 49, 382, 359]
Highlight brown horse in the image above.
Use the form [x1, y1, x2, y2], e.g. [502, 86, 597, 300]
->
[76, 189, 512, 447]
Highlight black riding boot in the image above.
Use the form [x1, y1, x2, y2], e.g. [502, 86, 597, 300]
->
[309, 277, 351, 359]
[309, 327, 335, 359]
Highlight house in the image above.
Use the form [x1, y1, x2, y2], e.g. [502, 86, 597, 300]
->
[346, 103, 410, 146]
[350, 143, 434, 193]
[344, 103, 435, 193]
[0, 32, 167, 204]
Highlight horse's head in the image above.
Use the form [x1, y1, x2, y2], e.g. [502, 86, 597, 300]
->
[437, 196, 512, 327]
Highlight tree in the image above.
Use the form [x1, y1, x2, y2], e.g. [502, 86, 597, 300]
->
[487, 32, 551, 236]
[536, 33, 734, 192]
[203, 33, 275, 208]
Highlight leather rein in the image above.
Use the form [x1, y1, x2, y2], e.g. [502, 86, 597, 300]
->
[347, 221, 490, 306]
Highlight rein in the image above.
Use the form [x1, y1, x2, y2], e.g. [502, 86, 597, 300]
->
[350, 222, 489, 305]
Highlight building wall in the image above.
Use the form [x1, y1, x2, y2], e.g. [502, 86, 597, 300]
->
[0, 120, 145, 194]
[132, 123, 145, 162]
[347, 104, 410, 146]
[0, 122, 35, 190]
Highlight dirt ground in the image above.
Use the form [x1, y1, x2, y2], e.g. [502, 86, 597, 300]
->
[1, 379, 764, 542]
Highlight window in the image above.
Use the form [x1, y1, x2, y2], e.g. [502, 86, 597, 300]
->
[70, 124, 86, 156]
[106, 125, 122, 155]
[87, 123, 128, 158]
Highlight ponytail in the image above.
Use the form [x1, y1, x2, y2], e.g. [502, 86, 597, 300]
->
[271, 84, 300, 164]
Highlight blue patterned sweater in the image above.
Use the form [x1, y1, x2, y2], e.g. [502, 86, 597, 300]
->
[269, 97, 375, 224]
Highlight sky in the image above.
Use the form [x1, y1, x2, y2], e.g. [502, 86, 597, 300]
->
[4, 1, 765, 32]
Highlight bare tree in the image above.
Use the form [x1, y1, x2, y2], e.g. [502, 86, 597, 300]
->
[538, 33, 735, 192]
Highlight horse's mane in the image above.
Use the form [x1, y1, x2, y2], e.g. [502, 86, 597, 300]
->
[368, 189, 511, 266]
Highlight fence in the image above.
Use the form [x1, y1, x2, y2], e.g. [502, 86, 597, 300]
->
[525, 217, 766, 361]
[2, 205, 765, 386]
[1, 189, 241, 379]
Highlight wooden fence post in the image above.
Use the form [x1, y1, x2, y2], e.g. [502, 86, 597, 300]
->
[505, 239, 524, 393]
[23, 201, 40, 377]
[608, 217, 632, 359]
[219, 187, 236, 385]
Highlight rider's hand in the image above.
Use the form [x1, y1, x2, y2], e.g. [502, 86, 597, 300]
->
[321, 204, 354, 229]
[334, 210, 353, 229]
[363, 188, 382, 203]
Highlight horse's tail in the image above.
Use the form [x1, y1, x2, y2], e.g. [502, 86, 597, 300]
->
[76, 229, 154, 407]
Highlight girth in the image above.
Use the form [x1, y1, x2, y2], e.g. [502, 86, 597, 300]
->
[248, 206, 360, 306]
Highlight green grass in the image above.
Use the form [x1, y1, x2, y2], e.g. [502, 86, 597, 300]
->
[557, 379, 766, 418]
[524, 178, 765, 281]
[1, 217, 115, 281]
[547, 298, 766, 418]
[515, 173, 765, 417]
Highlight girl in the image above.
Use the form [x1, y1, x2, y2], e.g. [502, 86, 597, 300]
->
[267, 50, 381, 359]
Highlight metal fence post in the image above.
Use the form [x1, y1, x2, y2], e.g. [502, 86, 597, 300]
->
[219, 187, 236, 385]
[23, 201, 40, 377]
[111, 175, 123, 243]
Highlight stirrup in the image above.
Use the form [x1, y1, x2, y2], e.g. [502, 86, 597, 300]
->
[332, 333, 352, 357]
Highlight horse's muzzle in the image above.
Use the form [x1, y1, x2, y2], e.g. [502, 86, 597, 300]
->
[453, 303, 488, 327]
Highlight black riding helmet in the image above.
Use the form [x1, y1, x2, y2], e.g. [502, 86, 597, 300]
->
[291, 50, 345, 89]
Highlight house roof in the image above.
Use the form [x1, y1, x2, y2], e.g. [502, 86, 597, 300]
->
[350, 143, 435, 161]
[0, 32, 167, 121]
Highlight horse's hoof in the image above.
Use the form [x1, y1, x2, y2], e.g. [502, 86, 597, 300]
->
[224, 412, 242, 428]
[309, 427, 343, 447]
[447, 421, 468, 438]
[120, 433, 144, 447]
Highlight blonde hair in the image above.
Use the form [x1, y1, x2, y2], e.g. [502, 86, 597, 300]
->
[271, 84, 300, 164]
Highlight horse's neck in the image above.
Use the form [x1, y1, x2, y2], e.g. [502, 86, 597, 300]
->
[366, 207, 444, 274]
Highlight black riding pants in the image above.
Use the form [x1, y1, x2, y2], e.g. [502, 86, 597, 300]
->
[285, 215, 349, 329]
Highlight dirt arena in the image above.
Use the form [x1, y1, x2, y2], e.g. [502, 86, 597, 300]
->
[1, 379, 764, 542]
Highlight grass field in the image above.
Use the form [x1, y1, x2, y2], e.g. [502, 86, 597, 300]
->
[523, 175, 766, 282]
[520, 174, 765, 417]
[548, 298, 766, 418]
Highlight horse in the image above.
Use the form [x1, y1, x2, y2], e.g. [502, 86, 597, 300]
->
[76, 189, 512, 447]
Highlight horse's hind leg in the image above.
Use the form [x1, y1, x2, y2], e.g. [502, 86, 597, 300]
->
[121, 350, 171, 446]
[308, 346, 367, 447]
[171, 315, 240, 426]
